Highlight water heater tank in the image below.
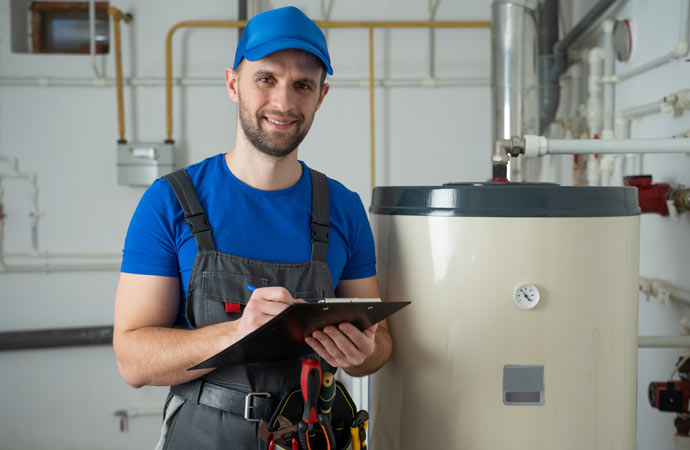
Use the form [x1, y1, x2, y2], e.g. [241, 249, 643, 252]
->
[369, 183, 640, 450]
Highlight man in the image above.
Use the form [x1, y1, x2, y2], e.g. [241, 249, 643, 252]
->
[113, 6, 391, 449]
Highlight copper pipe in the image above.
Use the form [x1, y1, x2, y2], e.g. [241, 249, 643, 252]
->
[164, 20, 492, 184]
[108, 7, 132, 143]
[165, 21, 246, 143]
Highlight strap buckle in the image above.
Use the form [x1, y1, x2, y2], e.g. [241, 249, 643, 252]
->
[185, 212, 210, 235]
[244, 392, 271, 422]
[311, 221, 329, 244]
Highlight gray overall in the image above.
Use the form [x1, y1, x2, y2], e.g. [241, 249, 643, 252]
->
[156, 167, 335, 450]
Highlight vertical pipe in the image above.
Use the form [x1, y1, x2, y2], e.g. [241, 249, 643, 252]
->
[108, 7, 127, 144]
[602, 20, 615, 139]
[491, 0, 539, 181]
[89, 0, 96, 59]
[369, 26, 375, 188]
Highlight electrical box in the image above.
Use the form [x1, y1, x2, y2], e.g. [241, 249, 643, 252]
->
[117, 142, 175, 186]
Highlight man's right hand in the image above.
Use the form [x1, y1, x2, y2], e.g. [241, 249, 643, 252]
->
[236, 287, 301, 338]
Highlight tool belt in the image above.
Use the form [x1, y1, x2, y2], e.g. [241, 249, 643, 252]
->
[170, 379, 279, 422]
[259, 380, 356, 450]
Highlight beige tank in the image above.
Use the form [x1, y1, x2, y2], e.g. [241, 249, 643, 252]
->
[369, 184, 640, 450]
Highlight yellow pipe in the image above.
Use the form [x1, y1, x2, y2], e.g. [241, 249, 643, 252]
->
[164, 20, 492, 185]
[108, 7, 132, 143]
[165, 21, 247, 142]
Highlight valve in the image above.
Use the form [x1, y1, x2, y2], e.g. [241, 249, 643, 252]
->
[624, 175, 690, 216]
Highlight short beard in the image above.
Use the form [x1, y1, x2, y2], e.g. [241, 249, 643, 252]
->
[238, 94, 314, 158]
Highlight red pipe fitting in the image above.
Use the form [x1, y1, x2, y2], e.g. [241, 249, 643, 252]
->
[624, 175, 672, 216]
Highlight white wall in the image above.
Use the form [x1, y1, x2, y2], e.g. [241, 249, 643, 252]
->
[0, 0, 688, 449]
[0, 1, 492, 449]
[569, 1, 690, 449]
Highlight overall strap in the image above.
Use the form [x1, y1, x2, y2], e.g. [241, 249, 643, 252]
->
[309, 169, 330, 263]
[163, 169, 216, 251]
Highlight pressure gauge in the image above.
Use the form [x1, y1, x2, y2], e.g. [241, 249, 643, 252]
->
[513, 283, 541, 310]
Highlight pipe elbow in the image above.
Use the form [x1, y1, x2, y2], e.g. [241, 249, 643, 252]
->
[675, 42, 689, 58]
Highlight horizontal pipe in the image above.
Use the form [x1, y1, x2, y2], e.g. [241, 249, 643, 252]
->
[4, 251, 121, 259]
[1, 263, 121, 273]
[114, 407, 162, 418]
[546, 138, 690, 155]
[0, 326, 113, 351]
[524, 136, 690, 156]
[0, 76, 490, 89]
[639, 336, 690, 348]
[620, 100, 667, 119]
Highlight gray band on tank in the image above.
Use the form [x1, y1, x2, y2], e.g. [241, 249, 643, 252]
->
[369, 183, 641, 217]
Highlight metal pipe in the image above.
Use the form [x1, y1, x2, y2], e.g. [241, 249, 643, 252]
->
[2, 263, 120, 273]
[537, 0, 559, 133]
[639, 336, 690, 349]
[108, 7, 132, 144]
[553, 0, 617, 56]
[0, 326, 113, 351]
[491, 1, 539, 181]
[0, 76, 490, 89]
[88, 0, 102, 78]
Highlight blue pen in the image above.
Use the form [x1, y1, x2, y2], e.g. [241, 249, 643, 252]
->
[247, 285, 256, 292]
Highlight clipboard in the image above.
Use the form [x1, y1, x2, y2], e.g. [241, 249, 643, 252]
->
[191, 300, 410, 369]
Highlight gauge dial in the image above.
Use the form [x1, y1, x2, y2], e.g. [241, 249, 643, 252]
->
[513, 283, 541, 309]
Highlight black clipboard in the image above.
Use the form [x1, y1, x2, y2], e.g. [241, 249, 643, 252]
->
[191, 300, 410, 369]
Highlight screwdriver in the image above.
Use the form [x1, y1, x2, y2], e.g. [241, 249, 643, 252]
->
[301, 358, 322, 425]
[319, 372, 336, 423]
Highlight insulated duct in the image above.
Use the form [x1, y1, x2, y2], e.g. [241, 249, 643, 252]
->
[491, 0, 540, 180]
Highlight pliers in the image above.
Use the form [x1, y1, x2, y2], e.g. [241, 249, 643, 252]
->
[297, 414, 336, 450]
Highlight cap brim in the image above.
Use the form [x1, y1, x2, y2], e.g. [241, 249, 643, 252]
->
[242, 38, 333, 75]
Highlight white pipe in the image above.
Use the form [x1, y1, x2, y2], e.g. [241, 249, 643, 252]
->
[602, 20, 615, 139]
[2, 263, 121, 273]
[639, 336, 690, 348]
[640, 277, 690, 306]
[620, 98, 671, 120]
[606, 0, 690, 83]
[523, 135, 690, 156]
[586, 48, 604, 138]
[0, 156, 42, 254]
[0, 76, 490, 89]
[4, 251, 121, 259]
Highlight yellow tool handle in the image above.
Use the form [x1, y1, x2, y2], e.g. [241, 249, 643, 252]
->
[351, 426, 361, 450]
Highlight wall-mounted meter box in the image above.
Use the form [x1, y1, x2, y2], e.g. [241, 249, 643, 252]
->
[117, 142, 175, 186]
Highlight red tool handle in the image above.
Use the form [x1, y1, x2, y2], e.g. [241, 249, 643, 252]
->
[301, 358, 322, 424]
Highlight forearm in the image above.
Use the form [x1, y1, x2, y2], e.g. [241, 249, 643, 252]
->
[344, 326, 392, 377]
[114, 320, 239, 388]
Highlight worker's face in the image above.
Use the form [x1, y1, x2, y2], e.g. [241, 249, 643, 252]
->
[226, 49, 329, 158]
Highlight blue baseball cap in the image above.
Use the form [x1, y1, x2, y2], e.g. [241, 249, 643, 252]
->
[233, 6, 333, 75]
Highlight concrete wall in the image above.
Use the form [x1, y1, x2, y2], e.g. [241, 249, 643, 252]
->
[0, 0, 687, 449]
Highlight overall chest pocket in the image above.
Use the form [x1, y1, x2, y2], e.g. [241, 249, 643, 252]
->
[198, 271, 269, 325]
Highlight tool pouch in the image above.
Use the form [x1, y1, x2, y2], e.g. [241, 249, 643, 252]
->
[261, 380, 356, 450]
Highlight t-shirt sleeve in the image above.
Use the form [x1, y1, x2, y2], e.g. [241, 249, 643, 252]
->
[339, 192, 377, 280]
[120, 178, 181, 277]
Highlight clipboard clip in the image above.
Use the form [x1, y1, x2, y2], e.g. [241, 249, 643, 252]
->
[318, 298, 382, 304]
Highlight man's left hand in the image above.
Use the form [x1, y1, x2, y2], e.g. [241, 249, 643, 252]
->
[305, 322, 378, 369]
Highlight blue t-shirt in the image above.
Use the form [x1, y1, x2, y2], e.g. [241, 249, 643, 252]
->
[121, 154, 376, 325]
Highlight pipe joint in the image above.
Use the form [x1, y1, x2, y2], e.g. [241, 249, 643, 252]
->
[524, 134, 548, 158]
[675, 41, 689, 58]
